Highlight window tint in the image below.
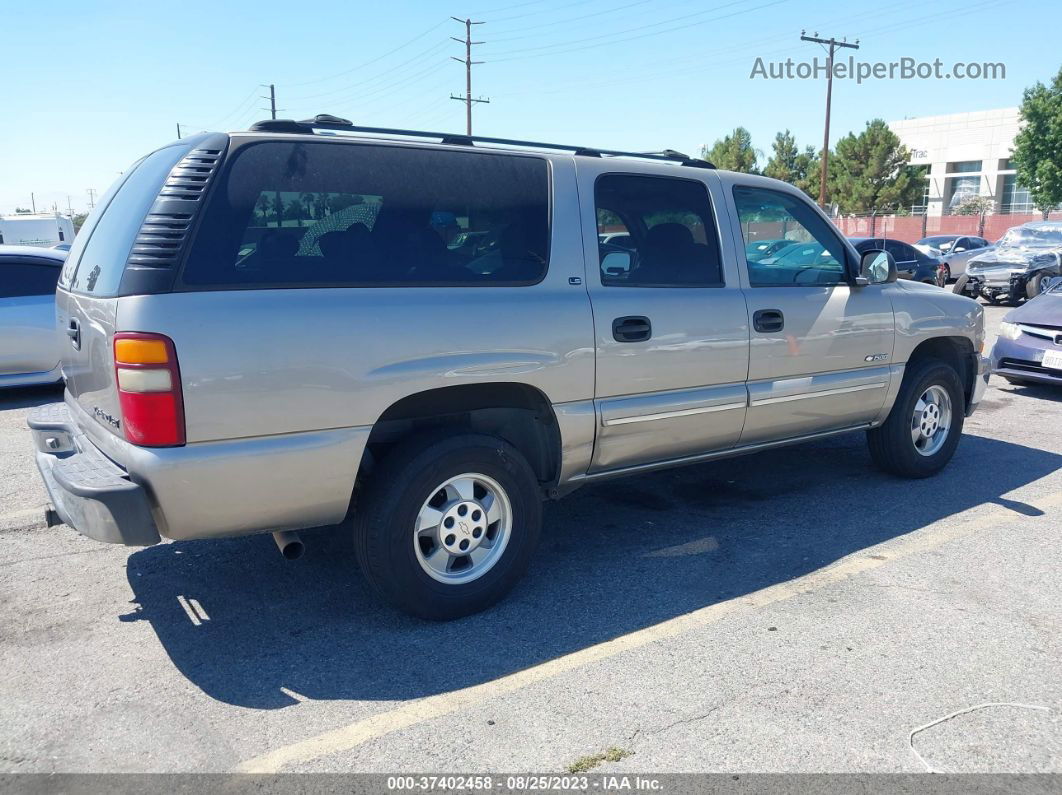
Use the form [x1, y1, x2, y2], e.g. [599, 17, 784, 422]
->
[594, 174, 723, 287]
[67, 145, 186, 296]
[183, 142, 550, 287]
[0, 260, 61, 298]
[733, 187, 846, 286]
[884, 240, 914, 261]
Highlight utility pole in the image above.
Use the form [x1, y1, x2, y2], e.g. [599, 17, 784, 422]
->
[31, 193, 37, 213]
[800, 31, 859, 209]
[176, 122, 183, 139]
[450, 17, 489, 135]
[87, 188, 97, 209]
[261, 83, 278, 119]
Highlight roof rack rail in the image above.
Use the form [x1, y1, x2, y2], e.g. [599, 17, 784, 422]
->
[247, 115, 716, 169]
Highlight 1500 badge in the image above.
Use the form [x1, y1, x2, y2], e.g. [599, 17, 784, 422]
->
[864, 353, 889, 362]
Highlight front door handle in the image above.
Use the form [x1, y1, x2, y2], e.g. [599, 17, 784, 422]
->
[612, 315, 652, 342]
[753, 309, 784, 333]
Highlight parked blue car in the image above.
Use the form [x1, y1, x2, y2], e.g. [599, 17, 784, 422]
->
[990, 277, 1062, 386]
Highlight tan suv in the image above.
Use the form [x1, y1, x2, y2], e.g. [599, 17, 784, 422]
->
[29, 117, 989, 619]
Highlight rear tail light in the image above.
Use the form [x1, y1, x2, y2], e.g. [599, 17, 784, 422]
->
[113, 332, 185, 447]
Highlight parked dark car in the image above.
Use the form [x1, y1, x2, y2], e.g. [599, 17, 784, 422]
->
[958, 221, 1062, 304]
[850, 237, 943, 284]
[990, 276, 1062, 386]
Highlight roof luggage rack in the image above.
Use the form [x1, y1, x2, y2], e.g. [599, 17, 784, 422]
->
[248, 115, 716, 169]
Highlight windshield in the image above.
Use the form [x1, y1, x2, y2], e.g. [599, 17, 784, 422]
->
[999, 226, 1062, 248]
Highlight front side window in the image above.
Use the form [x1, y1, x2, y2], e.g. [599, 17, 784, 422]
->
[594, 174, 723, 287]
[733, 186, 846, 287]
[183, 142, 550, 287]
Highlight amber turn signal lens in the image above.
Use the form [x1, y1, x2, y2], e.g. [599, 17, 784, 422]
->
[114, 338, 169, 364]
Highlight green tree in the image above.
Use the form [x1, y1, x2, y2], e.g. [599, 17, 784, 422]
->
[828, 119, 924, 213]
[72, 212, 89, 232]
[702, 127, 760, 173]
[764, 130, 820, 198]
[1011, 66, 1062, 220]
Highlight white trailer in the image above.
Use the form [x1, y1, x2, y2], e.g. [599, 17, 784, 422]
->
[0, 213, 76, 247]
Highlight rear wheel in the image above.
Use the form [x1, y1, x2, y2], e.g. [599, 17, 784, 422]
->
[353, 431, 541, 620]
[867, 359, 965, 478]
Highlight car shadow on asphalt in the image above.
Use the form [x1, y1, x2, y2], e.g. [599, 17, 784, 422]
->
[121, 431, 1062, 709]
[0, 383, 63, 411]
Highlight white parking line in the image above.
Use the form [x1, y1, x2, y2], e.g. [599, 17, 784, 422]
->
[237, 489, 1062, 773]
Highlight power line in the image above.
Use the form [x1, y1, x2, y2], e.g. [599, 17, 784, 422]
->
[800, 32, 860, 208]
[280, 19, 449, 88]
[481, 0, 788, 62]
[450, 17, 489, 135]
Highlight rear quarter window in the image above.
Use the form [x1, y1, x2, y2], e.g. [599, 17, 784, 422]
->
[181, 141, 551, 288]
[65, 145, 186, 296]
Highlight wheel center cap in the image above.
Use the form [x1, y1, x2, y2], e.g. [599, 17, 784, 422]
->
[439, 500, 487, 554]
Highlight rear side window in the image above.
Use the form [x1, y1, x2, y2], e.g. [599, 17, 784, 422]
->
[65, 145, 186, 296]
[182, 141, 550, 287]
[0, 259, 61, 297]
[595, 174, 723, 287]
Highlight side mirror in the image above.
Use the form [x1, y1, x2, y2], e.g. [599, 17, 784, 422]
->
[856, 250, 897, 286]
[601, 250, 632, 276]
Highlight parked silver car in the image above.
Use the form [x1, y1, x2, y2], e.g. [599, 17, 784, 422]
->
[28, 118, 989, 619]
[0, 245, 65, 387]
[915, 235, 992, 281]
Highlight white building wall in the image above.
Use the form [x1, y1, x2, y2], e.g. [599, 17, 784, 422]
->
[888, 108, 1023, 216]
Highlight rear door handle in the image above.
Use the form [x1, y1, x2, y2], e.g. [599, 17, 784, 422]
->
[612, 315, 652, 342]
[66, 318, 81, 350]
[752, 309, 784, 333]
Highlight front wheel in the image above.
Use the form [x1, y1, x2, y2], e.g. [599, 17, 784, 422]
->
[867, 359, 965, 478]
[952, 274, 970, 296]
[353, 431, 542, 620]
[1026, 272, 1051, 299]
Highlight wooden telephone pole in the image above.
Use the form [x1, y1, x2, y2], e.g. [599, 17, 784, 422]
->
[450, 17, 489, 135]
[800, 32, 860, 208]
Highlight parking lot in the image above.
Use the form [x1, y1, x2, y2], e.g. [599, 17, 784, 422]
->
[0, 303, 1059, 774]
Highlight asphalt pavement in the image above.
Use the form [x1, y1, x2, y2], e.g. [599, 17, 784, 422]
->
[1, 303, 1059, 774]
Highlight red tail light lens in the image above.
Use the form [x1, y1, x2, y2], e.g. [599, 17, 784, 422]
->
[112, 332, 185, 447]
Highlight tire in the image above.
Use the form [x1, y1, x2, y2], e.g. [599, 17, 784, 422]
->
[867, 358, 965, 478]
[1026, 272, 1050, 299]
[353, 430, 542, 620]
[952, 274, 969, 295]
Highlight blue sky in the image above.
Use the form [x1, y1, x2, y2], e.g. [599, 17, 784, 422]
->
[1, 0, 1055, 214]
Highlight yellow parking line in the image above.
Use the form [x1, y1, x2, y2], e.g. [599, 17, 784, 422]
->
[237, 489, 1062, 773]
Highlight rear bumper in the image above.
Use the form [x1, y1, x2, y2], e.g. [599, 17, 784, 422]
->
[28, 402, 160, 546]
[29, 398, 371, 543]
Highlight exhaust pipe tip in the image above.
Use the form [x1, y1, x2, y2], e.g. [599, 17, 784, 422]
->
[272, 530, 304, 561]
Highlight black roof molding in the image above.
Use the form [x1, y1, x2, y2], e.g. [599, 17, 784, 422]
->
[247, 116, 716, 168]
